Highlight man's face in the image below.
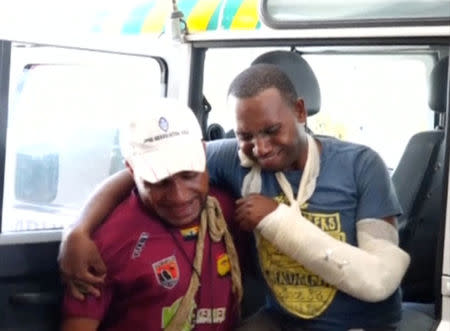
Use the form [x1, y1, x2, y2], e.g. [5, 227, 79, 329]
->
[134, 170, 209, 227]
[231, 87, 307, 171]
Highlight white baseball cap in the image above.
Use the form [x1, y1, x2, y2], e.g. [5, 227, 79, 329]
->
[120, 98, 205, 184]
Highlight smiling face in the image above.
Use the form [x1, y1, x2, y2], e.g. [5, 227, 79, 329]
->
[232, 87, 307, 171]
[133, 170, 209, 227]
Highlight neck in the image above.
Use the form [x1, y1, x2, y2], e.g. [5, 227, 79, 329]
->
[293, 135, 323, 171]
[290, 134, 309, 171]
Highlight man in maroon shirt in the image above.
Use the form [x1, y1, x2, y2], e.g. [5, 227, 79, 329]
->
[61, 98, 242, 331]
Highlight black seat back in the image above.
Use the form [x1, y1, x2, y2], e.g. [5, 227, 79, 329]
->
[251, 50, 321, 116]
[392, 56, 448, 302]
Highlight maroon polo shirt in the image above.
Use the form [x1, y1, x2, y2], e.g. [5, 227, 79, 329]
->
[63, 187, 239, 330]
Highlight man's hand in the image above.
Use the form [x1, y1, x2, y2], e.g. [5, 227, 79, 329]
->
[58, 229, 106, 300]
[235, 194, 278, 231]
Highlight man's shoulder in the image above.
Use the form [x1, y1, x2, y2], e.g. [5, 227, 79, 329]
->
[96, 192, 145, 230]
[206, 138, 244, 192]
[206, 138, 239, 157]
[317, 134, 369, 151]
[93, 192, 161, 257]
[317, 135, 378, 162]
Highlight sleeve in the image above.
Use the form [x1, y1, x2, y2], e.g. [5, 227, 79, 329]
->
[206, 139, 243, 196]
[206, 140, 227, 186]
[62, 284, 113, 320]
[355, 148, 403, 221]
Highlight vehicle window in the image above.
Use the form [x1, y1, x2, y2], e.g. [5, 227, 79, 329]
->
[204, 48, 434, 172]
[2, 50, 163, 232]
[262, 0, 450, 26]
[305, 54, 434, 171]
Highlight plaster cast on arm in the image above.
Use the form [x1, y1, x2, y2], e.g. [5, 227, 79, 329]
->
[256, 205, 410, 302]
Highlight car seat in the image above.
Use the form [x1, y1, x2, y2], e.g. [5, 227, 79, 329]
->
[392, 56, 448, 304]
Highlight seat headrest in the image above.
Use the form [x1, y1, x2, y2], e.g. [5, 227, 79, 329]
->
[252, 51, 321, 116]
[429, 56, 449, 113]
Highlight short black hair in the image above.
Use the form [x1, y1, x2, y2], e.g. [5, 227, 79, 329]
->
[227, 63, 298, 107]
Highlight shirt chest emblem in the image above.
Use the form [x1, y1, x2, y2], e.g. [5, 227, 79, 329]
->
[131, 232, 150, 259]
[152, 255, 180, 289]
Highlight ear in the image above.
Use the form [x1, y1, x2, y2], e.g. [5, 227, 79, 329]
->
[125, 160, 134, 176]
[293, 98, 307, 124]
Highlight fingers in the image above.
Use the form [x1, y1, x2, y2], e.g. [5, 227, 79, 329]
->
[236, 197, 245, 204]
[58, 232, 107, 301]
[235, 207, 253, 232]
[64, 273, 102, 301]
[78, 271, 106, 286]
[235, 194, 278, 231]
[68, 281, 86, 301]
[61, 266, 105, 291]
[235, 204, 247, 223]
[235, 197, 254, 229]
[236, 194, 258, 205]
[236, 194, 267, 207]
[72, 280, 102, 298]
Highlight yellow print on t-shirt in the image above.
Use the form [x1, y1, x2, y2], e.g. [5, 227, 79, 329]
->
[256, 194, 346, 319]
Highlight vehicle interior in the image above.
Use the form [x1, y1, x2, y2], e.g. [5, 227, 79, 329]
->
[0, 1, 449, 330]
[207, 48, 448, 331]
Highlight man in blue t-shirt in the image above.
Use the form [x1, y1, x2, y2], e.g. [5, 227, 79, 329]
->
[205, 64, 409, 331]
[59, 64, 410, 331]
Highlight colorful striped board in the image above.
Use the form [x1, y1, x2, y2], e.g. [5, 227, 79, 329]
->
[92, 0, 261, 35]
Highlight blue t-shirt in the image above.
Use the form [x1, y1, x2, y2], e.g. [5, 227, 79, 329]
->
[206, 135, 403, 330]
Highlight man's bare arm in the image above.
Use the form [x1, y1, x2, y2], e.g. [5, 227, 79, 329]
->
[59, 169, 134, 300]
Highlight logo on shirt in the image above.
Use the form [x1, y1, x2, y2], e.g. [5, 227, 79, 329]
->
[153, 255, 180, 289]
[196, 307, 226, 324]
[161, 297, 227, 330]
[216, 253, 231, 277]
[180, 225, 199, 240]
[161, 297, 196, 331]
[131, 232, 150, 259]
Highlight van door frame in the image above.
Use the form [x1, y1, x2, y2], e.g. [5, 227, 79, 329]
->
[0, 40, 10, 225]
[0, 37, 194, 330]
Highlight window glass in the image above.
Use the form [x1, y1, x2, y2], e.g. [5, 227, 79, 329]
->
[305, 54, 433, 171]
[204, 48, 434, 172]
[2, 51, 163, 232]
[263, 0, 450, 25]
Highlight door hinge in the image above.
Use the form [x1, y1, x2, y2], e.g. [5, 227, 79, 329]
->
[442, 275, 450, 297]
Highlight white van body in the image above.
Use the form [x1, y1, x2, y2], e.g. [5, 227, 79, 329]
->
[0, 0, 448, 329]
